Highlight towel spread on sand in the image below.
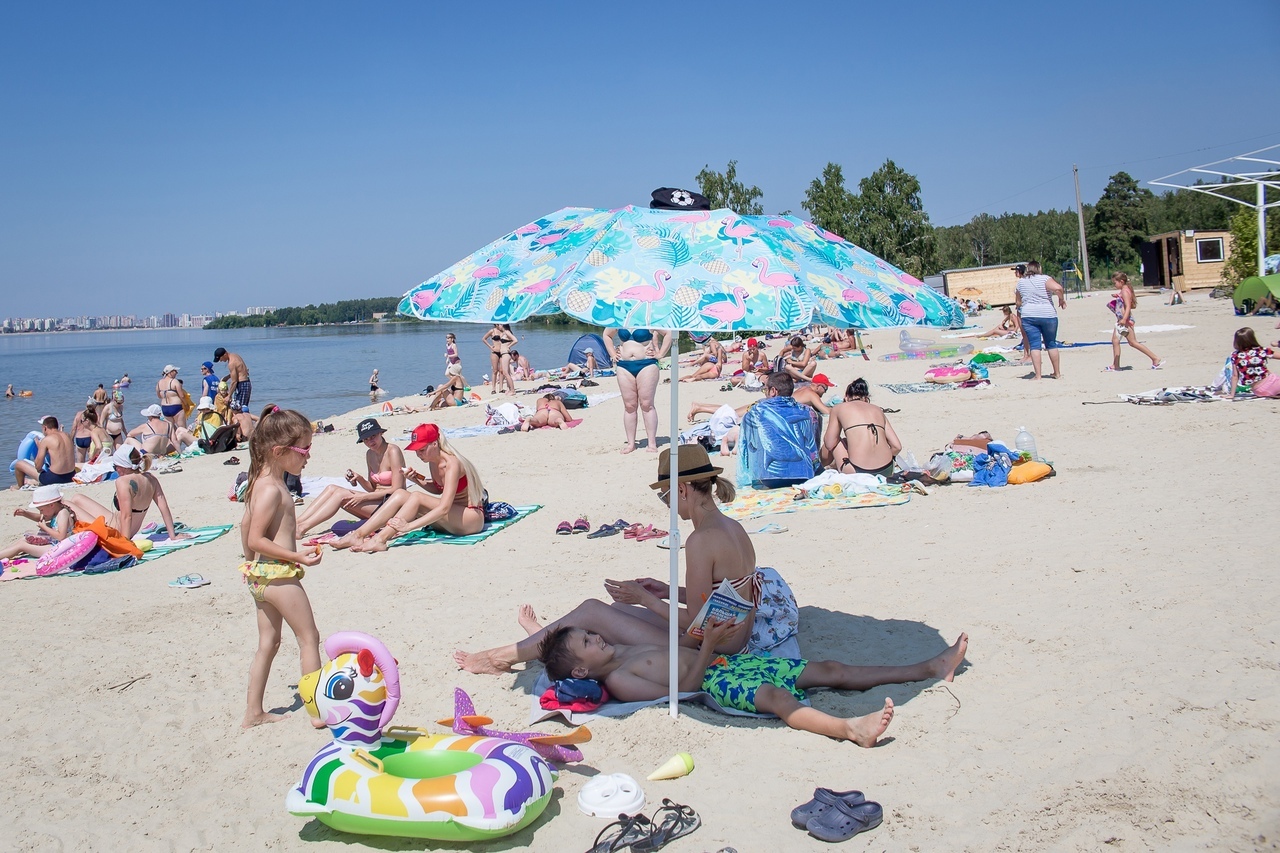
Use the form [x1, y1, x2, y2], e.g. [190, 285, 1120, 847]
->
[880, 382, 958, 394]
[324, 505, 540, 546]
[137, 524, 233, 563]
[1, 524, 233, 580]
[719, 487, 910, 520]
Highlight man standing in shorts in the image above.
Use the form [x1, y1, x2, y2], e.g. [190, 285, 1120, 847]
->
[214, 347, 253, 438]
[12, 416, 77, 489]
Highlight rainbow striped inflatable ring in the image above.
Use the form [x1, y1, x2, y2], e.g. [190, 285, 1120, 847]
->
[286, 632, 557, 841]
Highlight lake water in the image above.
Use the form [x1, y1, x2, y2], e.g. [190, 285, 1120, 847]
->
[0, 322, 591, 460]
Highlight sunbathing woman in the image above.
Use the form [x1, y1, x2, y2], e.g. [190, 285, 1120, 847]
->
[62, 445, 191, 540]
[331, 423, 485, 552]
[979, 306, 1022, 339]
[520, 394, 572, 431]
[822, 378, 902, 478]
[428, 364, 468, 410]
[455, 444, 800, 674]
[295, 417, 406, 537]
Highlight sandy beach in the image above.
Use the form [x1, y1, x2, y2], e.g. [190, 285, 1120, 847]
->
[3, 291, 1277, 852]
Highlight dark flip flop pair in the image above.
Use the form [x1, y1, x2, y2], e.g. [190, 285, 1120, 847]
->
[791, 788, 882, 842]
[586, 799, 699, 853]
[586, 518, 632, 539]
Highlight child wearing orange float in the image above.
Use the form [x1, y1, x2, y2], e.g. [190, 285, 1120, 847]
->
[239, 404, 323, 729]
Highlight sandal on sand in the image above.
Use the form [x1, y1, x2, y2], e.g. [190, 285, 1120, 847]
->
[631, 799, 701, 852]
[571, 517, 590, 534]
[586, 812, 654, 853]
[556, 521, 573, 536]
[223, 456, 240, 465]
[586, 524, 621, 539]
[806, 799, 882, 843]
[168, 574, 210, 589]
[790, 789, 865, 829]
[624, 524, 650, 539]
[634, 527, 668, 542]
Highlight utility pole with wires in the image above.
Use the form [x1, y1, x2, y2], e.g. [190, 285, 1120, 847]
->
[1073, 164, 1092, 291]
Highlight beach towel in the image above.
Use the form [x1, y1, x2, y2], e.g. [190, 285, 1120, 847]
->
[719, 486, 911, 520]
[1082, 386, 1260, 406]
[441, 424, 505, 440]
[300, 475, 351, 497]
[136, 524, 233, 563]
[324, 505, 540, 547]
[880, 382, 958, 394]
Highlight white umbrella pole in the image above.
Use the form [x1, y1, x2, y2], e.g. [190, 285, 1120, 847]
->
[668, 347, 681, 718]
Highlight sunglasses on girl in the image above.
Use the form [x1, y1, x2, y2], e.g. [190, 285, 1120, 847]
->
[289, 445, 312, 458]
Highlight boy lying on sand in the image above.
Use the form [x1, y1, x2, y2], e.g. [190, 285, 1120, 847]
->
[538, 618, 968, 746]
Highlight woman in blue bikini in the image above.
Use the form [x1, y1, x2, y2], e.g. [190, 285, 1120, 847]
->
[603, 327, 672, 454]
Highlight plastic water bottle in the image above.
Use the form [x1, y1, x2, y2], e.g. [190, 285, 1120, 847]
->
[1015, 426, 1038, 461]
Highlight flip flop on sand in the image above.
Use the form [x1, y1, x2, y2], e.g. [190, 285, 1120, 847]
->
[631, 799, 701, 852]
[586, 813, 654, 853]
[571, 517, 590, 534]
[168, 574, 210, 589]
[624, 524, 650, 540]
[555, 521, 573, 536]
[634, 527, 668, 542]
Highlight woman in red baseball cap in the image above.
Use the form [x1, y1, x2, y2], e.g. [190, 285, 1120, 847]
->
[331, 423, 486, 552]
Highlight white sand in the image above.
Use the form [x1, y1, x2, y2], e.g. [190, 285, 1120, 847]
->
[3, 291, 1277, 851]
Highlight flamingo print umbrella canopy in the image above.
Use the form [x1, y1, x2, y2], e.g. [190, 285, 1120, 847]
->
[398, 206, 963, 332]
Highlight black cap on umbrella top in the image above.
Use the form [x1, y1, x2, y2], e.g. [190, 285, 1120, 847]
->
[650, 187, 711, 211]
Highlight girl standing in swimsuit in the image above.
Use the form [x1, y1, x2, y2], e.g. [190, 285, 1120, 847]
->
[604, 326, 672, 454]
[237, 406, 322, 728]
[295, 417, 407, 537]
[332, 423, 486, 551]
[822, 378, 902, 478]
[1106, 272, 1164, 371]
[482, 324, 506, 395]
[103, 392, 126, 453]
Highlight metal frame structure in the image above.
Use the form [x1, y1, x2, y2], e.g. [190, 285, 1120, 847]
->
[1149, 144, 1280, 277]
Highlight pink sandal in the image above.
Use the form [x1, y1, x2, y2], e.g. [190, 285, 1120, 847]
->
[634, 527, 669, 542]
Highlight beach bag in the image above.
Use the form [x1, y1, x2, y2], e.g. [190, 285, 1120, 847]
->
[557, 388, 588, 409]
[484, 403, 522, 426]
[483, 500, 517, 522]
[737, 398, 821, 489]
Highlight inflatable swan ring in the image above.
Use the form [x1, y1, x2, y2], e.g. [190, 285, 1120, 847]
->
[287, 632, 557, 841]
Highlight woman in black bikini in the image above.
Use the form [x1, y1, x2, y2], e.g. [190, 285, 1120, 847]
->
[822, 378, 902, 478]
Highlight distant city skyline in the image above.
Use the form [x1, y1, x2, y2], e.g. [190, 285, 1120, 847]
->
[2, 1, 1277, 318]
[2, 306, 276, 333]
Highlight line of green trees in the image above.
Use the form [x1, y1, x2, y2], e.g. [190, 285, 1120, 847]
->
[203, 298, 406, 329]
[696, 160, 1256, 286]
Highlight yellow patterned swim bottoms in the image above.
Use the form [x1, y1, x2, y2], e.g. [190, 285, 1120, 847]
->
[238, 559, 304, 603]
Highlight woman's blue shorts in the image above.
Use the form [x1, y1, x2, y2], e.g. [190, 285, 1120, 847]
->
[1021, 316, 1059, 351]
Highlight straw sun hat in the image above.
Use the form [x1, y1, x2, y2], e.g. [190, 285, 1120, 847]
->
[649, 444, 724, 491]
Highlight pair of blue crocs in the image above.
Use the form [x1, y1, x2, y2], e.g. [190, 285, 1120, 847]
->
[791, 788, 882, 842]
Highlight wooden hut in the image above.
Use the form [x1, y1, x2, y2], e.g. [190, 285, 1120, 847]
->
[1140, 230, 1233, 293]
[939, 262, 1026, 307]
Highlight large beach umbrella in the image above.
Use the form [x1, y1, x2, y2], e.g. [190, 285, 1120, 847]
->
[400, 204, 961, 717]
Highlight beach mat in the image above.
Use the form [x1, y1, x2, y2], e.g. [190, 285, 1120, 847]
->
[720, 488, 910, 520]
[880, 382, 958, 394]
[1, 524, 233, 580]
[325, 505, 540, 547]
[137, 524, 233, 563]
[528, 672, 778, 724]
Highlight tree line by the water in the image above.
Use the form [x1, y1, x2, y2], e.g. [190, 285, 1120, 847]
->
[697, 160, 1267, 287]
[203, 298, 405, 329]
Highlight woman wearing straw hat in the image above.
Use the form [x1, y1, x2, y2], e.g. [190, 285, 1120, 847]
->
[454, 444, 800, 674]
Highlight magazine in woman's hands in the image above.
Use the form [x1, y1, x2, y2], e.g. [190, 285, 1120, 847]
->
[687, 578, 754, 639]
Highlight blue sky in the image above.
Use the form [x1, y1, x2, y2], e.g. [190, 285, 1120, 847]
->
[2, 0, 1276, 318]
